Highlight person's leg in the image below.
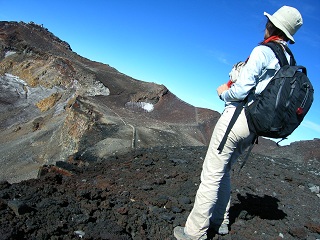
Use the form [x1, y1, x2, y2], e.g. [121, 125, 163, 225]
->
[183, 108, 254, 239]
[183, 107, 236, 238]
[211, 170, 231, 227]
[211, 108, 256, 229]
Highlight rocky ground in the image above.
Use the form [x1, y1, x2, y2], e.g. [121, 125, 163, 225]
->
[0, 146, 319, 240]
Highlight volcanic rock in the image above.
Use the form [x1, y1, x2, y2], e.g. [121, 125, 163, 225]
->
[0, 146, 319, 239]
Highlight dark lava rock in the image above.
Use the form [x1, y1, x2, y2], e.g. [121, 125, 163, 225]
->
[0, 146, 319, 239]
[7, 199, 35, 216]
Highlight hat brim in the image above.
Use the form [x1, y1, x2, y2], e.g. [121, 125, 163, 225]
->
[264, 12, 295, 43]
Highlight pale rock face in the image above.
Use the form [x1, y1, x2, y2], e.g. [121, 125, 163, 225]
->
[0, 74, 64, 128]
[5, 51, 16, 58]
[83, 80, 110, 97]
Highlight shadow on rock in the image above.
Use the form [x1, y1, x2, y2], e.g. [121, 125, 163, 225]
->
[229, 193, 287, 223]
[206, 193, 287, 239]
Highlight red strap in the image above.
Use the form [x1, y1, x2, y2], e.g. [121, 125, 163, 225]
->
[227, 80, 233, 88]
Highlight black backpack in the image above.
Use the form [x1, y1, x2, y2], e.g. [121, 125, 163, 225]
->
[218, 42, 314, 165]
[246, 41, 314, 138]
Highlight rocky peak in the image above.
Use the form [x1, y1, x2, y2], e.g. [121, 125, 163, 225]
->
[0, 21, 71, 55]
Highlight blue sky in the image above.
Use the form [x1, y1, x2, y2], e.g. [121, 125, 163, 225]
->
[1, 0, 319, 145]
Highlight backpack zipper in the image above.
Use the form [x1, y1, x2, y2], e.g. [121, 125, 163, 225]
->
[285, 80, 296, 108]
[275, 78, 285, 109]
[296, 83, 310, 115]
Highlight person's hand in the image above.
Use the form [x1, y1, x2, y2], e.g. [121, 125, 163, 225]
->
[217, 83, 229, 97]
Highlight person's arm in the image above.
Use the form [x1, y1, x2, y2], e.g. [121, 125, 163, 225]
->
[218, 46, 269, 102]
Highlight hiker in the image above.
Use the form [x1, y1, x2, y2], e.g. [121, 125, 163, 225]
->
[174, 5, 303, 240]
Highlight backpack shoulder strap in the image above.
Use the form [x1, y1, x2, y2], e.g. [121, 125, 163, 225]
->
[263, 41, 289, 66]
[239, 135, 258, 172]
[283, 45, 296, 66]
[217, 101, 245, 153]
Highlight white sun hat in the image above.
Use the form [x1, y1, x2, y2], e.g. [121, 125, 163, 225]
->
[264, 6, 303, 44]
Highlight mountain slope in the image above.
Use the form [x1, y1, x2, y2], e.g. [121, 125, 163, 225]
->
[0, 21, 221, 183]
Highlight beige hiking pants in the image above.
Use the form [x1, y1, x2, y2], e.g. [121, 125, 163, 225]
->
[184, 106, 256, 239]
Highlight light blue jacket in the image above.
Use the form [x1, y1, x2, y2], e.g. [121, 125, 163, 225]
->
[220, 41, 291, 107]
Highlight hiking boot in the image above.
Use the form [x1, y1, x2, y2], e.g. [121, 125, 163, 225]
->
[173, 226, 207, 240]
[213, 223, 229, 235]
